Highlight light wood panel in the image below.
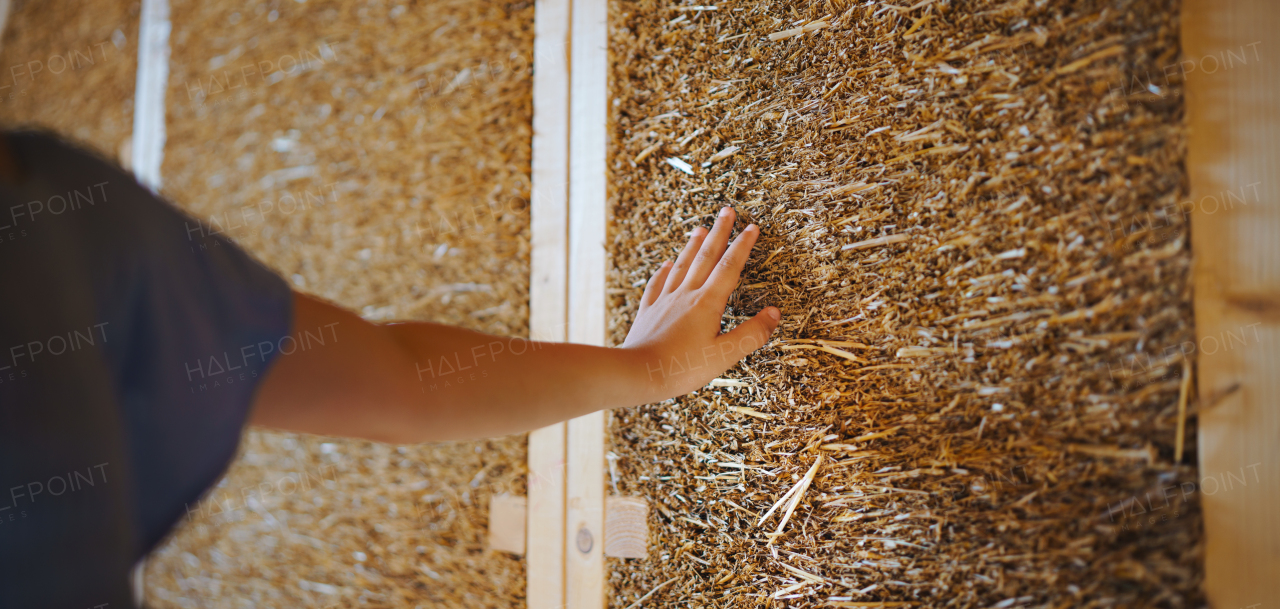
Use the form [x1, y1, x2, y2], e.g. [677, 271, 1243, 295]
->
[489, 494, 529, 555]
[526, 0, 571, 604]
[604, 497, 648, 559]
[565, 412, 605, 609]
[131, 1, 169, 599]
[131, 0, 168, 191]
[565, 0, 609, 605]
[1183, 1, 1280, 605]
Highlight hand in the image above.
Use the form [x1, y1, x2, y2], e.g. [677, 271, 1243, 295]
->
[621, 205, 780, 401]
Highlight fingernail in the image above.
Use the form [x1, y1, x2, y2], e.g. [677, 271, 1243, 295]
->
[766, 307, 780, 321]
[719, 206, 731, 217]
[746, 223, 758, 232]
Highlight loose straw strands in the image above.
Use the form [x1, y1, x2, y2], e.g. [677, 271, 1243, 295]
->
[757, 455, 823, 544]
[605, 0, 1198, 604]
[768, 19, 829, 41]
[622, 577, 678, 609]
[1175, 359, 1192, 462]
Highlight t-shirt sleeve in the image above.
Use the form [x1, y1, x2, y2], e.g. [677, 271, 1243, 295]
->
[0, 131, 294, 608]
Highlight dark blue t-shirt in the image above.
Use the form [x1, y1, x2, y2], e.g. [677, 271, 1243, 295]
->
[0, 132, 294, 608]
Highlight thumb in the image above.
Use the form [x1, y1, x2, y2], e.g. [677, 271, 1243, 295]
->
[716, 307, 781, 365]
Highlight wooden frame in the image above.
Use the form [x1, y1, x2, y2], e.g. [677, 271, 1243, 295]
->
[132, 0, 170, 192]
[126, 0, 172, 601]
[120, 0, 622, 602]
[526, 0, 571, 604]
[565, 0, 610, 606]
[1183, 0, 1280, 605]
[528, 0, 610, 606]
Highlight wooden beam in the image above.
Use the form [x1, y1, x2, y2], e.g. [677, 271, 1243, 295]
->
[526, 0, 571, 604]
[131, 0, 170, 192]
[129, 1, 171, 601]
[489, 494, 528, 554]
[604, 497, 648, 559]
[565, 412, 605, 609]
[494, 494, 649, 559]
[565, 0, 609, 605]
[527, 424, 566, 606]
[1183, 0, 1280, 605]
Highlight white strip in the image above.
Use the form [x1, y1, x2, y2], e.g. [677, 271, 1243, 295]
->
[526, 0, 572, 604]
[0, 1, 12, 52]
[567, 0, 607, 349]
[565, 0, 608, 606]
[130, 562, 146, 607]
[131, 0, 170, 191]
[128, 1, 170, 602]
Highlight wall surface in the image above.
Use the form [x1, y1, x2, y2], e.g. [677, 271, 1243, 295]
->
[606, 0, 1202, 606]
[1, 0, 536, 607]
[0, 0, 138, 156]
[143, 1, 535, 607]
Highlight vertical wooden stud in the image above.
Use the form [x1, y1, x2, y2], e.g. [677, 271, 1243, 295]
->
[1183, 0, 1280, 605]
[565, 0, 609, 605]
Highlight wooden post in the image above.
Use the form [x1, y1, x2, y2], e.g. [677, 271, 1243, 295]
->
[128, 0, 172, 600]
[489, 494, 529, 554]
[1183, 0, 1280, 605]
[526, 0, 571, 604]
[603, 497, 648, 559]
[565, 0, 609, 606]
[132, 0, 170, 192]
[529, 0, 614, 603]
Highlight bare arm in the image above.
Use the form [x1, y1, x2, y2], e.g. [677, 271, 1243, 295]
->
[249, 206, 779, 443]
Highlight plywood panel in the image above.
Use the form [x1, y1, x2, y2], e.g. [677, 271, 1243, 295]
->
[1183, 0, 1280, 606]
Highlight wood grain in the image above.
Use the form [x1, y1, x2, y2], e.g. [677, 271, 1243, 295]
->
[565, 0, 609, 605]
[604, 496, 648, 559]
[527, 0, 572, 604]
[566, 412, 605, 609]
[1184, 0, 1280, 605]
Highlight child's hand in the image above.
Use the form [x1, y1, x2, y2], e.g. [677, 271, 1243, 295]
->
[621, 206, 780, 401]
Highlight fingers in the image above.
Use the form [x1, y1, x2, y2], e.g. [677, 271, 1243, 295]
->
[714, 307, 781, 367]
[683, 206, 737, 291]
[704, 223, 760, 301]
[639, 260, 673, 311]
[663, 226, 708, 294]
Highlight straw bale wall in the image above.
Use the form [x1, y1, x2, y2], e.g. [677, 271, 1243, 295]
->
[605, 0, 1201, 606]
[110, 1, 532, 607]
[0, 1, 534, 606]
[0, 0, 138, 156]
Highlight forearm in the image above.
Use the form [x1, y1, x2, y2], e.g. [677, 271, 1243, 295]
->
[251, 293, 661, 443]
[384, 321, 653, 440]
[252, 207, 776, 444]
